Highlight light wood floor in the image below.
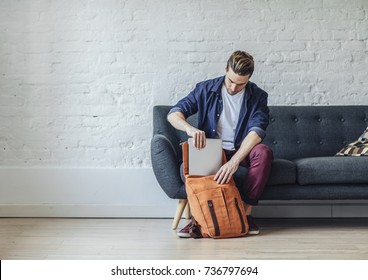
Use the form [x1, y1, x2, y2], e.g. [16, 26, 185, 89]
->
[1, 218, 368, 260]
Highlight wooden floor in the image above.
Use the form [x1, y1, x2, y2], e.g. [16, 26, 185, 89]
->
[1, 218, 368, 260]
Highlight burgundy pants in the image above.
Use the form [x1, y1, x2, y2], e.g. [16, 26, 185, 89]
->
[225, 144, 273, 206]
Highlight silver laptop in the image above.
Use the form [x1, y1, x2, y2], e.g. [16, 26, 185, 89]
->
[188, 138, 223, 176]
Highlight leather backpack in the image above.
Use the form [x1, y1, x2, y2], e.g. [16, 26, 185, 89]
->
[182, 141, 248, 238]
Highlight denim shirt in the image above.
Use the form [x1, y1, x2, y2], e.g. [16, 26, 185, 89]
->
[168, 76, 270, 150]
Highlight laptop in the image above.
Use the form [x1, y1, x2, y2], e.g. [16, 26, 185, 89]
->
[188, 138, 223, 176]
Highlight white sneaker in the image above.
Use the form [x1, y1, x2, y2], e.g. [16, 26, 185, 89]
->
[177, 222, 192, 238]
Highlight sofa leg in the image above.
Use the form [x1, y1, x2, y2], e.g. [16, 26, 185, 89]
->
[171, 199, 188, 230]
[184, 202, 191, 219]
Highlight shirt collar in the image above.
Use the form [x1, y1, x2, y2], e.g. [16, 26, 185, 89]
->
[212, 76, 226, 95]
[213, 75, 253, 99]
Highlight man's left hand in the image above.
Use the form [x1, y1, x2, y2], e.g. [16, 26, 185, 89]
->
[214, 159, 239, 184]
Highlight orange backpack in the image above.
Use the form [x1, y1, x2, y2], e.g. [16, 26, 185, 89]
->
[182, 141, 248, 238]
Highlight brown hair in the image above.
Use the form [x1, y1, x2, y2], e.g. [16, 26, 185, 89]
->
[226, 50, 254, 77]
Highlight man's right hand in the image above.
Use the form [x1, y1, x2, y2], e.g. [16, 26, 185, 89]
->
[167, 111, 206, 149]
[186, 127, 206, 150]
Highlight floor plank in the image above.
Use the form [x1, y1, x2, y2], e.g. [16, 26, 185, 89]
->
[0, 218, 367, 260]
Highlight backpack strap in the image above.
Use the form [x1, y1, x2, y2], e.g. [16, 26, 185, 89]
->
[182, 141, 189, 176]
[189, 218, 203, 239]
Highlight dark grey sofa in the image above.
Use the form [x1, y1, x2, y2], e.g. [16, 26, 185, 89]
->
[151, 105, 368, 228]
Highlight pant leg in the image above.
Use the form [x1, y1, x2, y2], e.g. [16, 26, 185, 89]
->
[240, 144, 273, 205]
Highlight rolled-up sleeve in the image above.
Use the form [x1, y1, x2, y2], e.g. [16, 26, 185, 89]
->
[167, 84, 201, 118]
[249, 126, 266, 139]
[247, 91, 269, 140]
[168, 106, 183, 115]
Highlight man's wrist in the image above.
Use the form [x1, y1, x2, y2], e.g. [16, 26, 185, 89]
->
[230, 155, 241, 166]
[185, 125, 194, 136]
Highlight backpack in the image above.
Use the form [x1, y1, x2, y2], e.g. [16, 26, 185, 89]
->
[182, 141, 248, 239]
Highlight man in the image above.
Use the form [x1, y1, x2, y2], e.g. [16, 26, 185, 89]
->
[167, 50, 273, 237]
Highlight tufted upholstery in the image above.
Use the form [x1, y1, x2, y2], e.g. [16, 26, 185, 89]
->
[263, 106, 368, 160]
[151, 105, 368, 212]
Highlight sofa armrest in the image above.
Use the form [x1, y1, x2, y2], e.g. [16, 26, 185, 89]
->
[151, 134, 186, 199]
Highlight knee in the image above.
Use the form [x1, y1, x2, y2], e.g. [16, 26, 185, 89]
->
[252, 144, 273, 160]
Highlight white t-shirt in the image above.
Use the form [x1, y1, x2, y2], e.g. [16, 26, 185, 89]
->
[216, 84, 245, 150]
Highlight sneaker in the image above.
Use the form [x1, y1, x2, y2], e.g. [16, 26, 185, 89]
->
[247, 215, 260, 235]
[177, 221, 192, 238]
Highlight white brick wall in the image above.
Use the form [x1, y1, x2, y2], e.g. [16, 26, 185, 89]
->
[1, 0, 368, 168]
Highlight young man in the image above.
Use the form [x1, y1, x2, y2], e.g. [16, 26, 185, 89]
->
[167, 50, 273, 237]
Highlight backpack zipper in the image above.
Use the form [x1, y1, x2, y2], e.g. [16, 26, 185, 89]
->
[207, 200, 220, 236]
[235, 197, 246, 233]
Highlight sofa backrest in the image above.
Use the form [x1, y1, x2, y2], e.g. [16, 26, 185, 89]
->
[264, 106, 368, 160]
[153, 105, 368, 160]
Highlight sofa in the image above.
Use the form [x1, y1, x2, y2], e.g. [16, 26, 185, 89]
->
[151, 105, 368, 228]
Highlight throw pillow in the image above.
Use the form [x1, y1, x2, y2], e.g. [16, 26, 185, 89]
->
[336, 127, 368, 156]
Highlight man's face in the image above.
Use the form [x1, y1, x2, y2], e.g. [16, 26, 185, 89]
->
[224, 67, 250, 96]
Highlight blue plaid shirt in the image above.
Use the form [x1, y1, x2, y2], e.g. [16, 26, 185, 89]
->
[168, 76, 269, 150]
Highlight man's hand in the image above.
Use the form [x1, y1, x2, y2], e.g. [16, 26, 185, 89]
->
[214, 159, 240, 184]
[167, 111, 206, 150]
[186, 127, 206, 150]
[214, 131, 262, 184]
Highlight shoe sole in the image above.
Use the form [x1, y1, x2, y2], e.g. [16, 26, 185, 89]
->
[177, 233, 191, 238]
[247, 230, 260, 235]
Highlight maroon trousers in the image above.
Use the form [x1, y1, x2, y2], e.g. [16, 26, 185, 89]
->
[225, 144, 273, 206]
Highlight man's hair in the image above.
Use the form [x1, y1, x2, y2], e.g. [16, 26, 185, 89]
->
[226, 50, 254, 77]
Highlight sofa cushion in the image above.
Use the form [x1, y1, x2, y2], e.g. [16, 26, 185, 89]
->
[295, 157, 368, 185]
[232, 159, 296, 187]
[267, 159, 297, 186]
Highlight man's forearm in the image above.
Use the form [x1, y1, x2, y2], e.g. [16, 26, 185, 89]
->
[167, 111, 206, 149]
[214, 131, 261, 184]
[231, 131, 262, 165]
[167, 111, 193, 133]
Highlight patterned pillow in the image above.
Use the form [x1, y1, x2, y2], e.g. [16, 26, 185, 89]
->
[336, 127, 368, 156]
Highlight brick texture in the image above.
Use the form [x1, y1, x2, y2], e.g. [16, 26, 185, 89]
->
[0, 0, 367, 167]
